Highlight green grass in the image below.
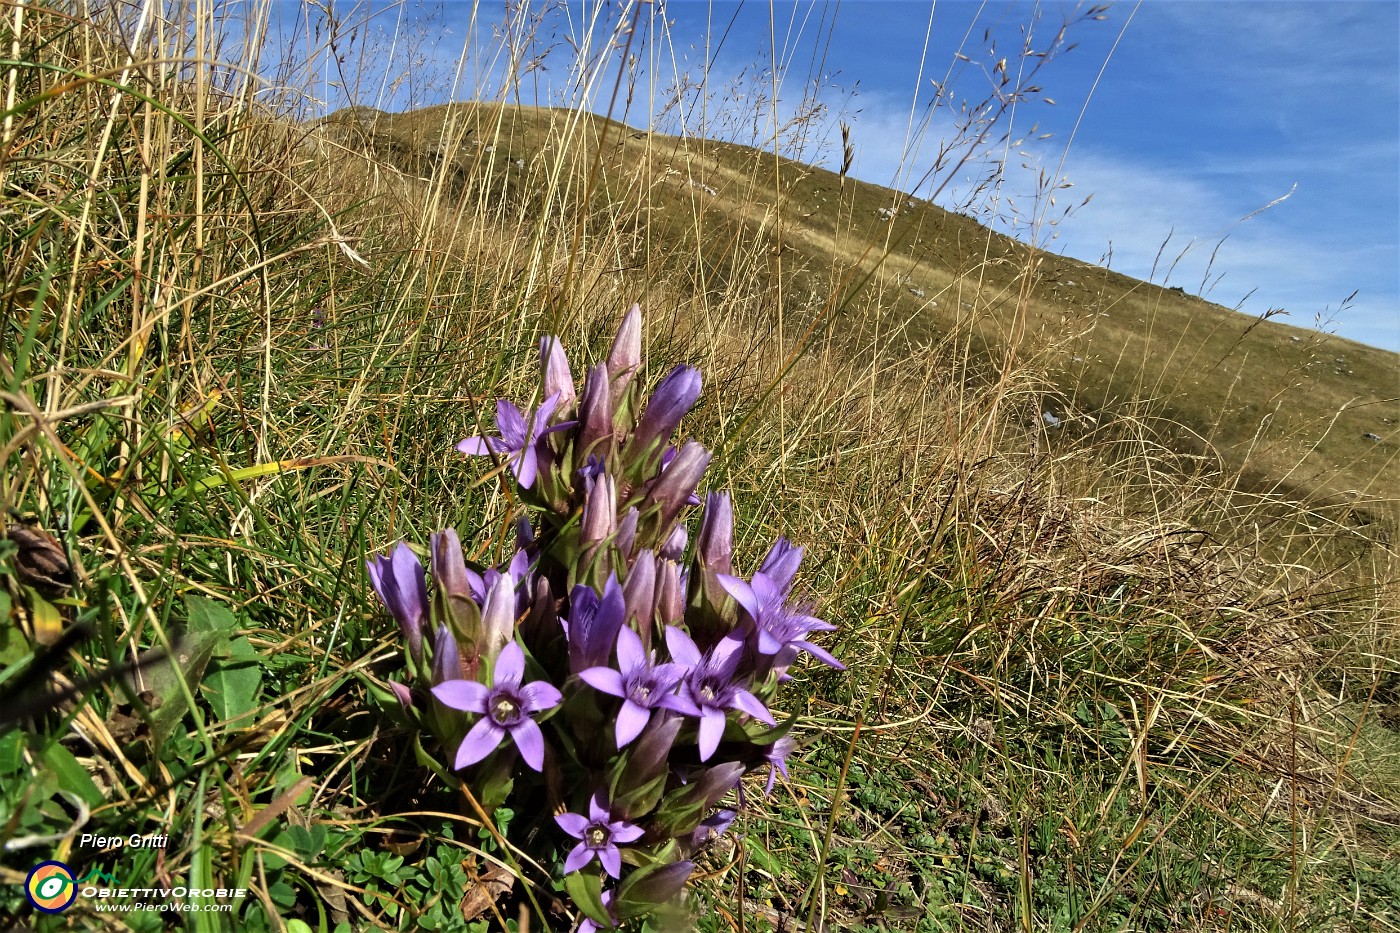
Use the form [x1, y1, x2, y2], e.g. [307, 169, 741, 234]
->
[1, 3, 1397, 932]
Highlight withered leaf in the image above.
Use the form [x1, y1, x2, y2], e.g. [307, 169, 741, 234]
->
[460, 862, 515, 923]
[7, 525, 74, 596]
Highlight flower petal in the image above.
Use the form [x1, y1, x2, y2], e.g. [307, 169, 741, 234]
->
[664, 626, 702, 667]
[532, 393, 561, 434]
[730, 688, 776, 725]
[520, 679, 563, 712]
[455, 435, 496, 455]
[598, 844, 622, 879]
[563, 842, 595, 875]
[697, 709, 726, 761]
[514, 444, 538, 489]
[660, 690, 702, 717]
[795, 640, 845, 670]
[609, 822, 644, 844]
[706, 635, 745, 679]
[431, 679, 489, 713]
[756, 627, 783, 655]
[614, 625, 646, 677]
[580, 666, 625, 697]
[511, 717, 546, 771]
[615, 701, 651, 747]
[455, 718, 504, 769]
[496, 399, 528, 447]
[759, 538, 803, 591]
[493, 641, 525, 686]
[555, 813, 588, 841]
[717, 574, 760, 618]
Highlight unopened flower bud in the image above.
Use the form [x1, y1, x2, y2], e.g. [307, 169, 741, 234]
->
[630, 365, 701, 460]
[576, 363, 614, 466]
[540, 335, 577, 414]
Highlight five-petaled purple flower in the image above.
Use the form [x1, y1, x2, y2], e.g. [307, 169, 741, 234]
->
[665, 628, 775, 761]
[456, 393, 565, 489]
[556, 794, 645, 878]
[580, 625, 696, 747]
[718, 539, 844, 671]
[432, 642, 562, 771]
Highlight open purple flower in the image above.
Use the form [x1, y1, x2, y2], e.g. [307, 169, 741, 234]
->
[717, 540, 843, 671]
[456, 393, 564, 489]
[556, 793, 645, 878]
[432, 642, 561, 771]
[665, 628, 774, 761]
[579, 625, 696, 747]
[718, 572, 842, 669]
[763, 735, 796, 796]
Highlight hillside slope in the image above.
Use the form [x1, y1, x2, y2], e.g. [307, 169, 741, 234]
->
[313, 102, 1398, 522]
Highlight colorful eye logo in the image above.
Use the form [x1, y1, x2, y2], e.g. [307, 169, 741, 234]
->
[25, 860, 77, 913]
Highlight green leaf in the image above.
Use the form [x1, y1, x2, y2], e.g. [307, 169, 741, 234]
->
[0, 729, 23, 776]
[187, 595, 238, 634]
[42, 740, 103, 808]
[202, 645, 262, 724]
[287, 824, 327, 860]
[128, 603, 230, 748]
[563, 870, 612, 926]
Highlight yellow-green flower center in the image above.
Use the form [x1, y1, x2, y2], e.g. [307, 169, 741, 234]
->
[491, 696, 519, 724]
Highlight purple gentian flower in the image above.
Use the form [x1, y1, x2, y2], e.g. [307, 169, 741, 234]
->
[576, 364, 614, 463]
[606, 305, 643, 415]
[763, 735, 796, 796]
[615, 507, 639, 558]
[580, 473, 617, 550]
[691, 809, 736, 848]
[367, 542, 430, 666]
[476, 570, 517, 664]
[432, 624, 461, 685]
[563, 576, 626, 673]
[717, 571, 842, 669]
[665, 628, 775, 761]
[657, 446, 703, 506]
[695, 492, 733, 573]
[555, 794, 645, 878]
[621, 549, 656, 630]
[607, 305, 642, 386]
[631, 365, 701, 456]
[717, 539, 843, 671]
[456, 393, 564, 489]
[579, 626, 696, 747]
[641, 440, 710, 533]
[653, 557, 684, 627]
[432, 642, 561, 771]
[660, 523, 688, 562]
[540, 336, 576, 413]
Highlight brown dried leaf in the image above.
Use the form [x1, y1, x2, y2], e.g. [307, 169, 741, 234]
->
[7, 525, 73, 596]
[460, 862, 515, 923]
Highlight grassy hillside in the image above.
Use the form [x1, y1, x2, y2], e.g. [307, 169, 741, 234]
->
[2, 6, 1397, 933]
[316, 102, 1398, 517]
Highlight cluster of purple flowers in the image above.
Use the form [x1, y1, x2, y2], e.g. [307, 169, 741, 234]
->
[367, 306, 843, 930]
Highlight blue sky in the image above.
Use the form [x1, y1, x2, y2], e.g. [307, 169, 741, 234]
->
[267, 1, 1399, 351]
